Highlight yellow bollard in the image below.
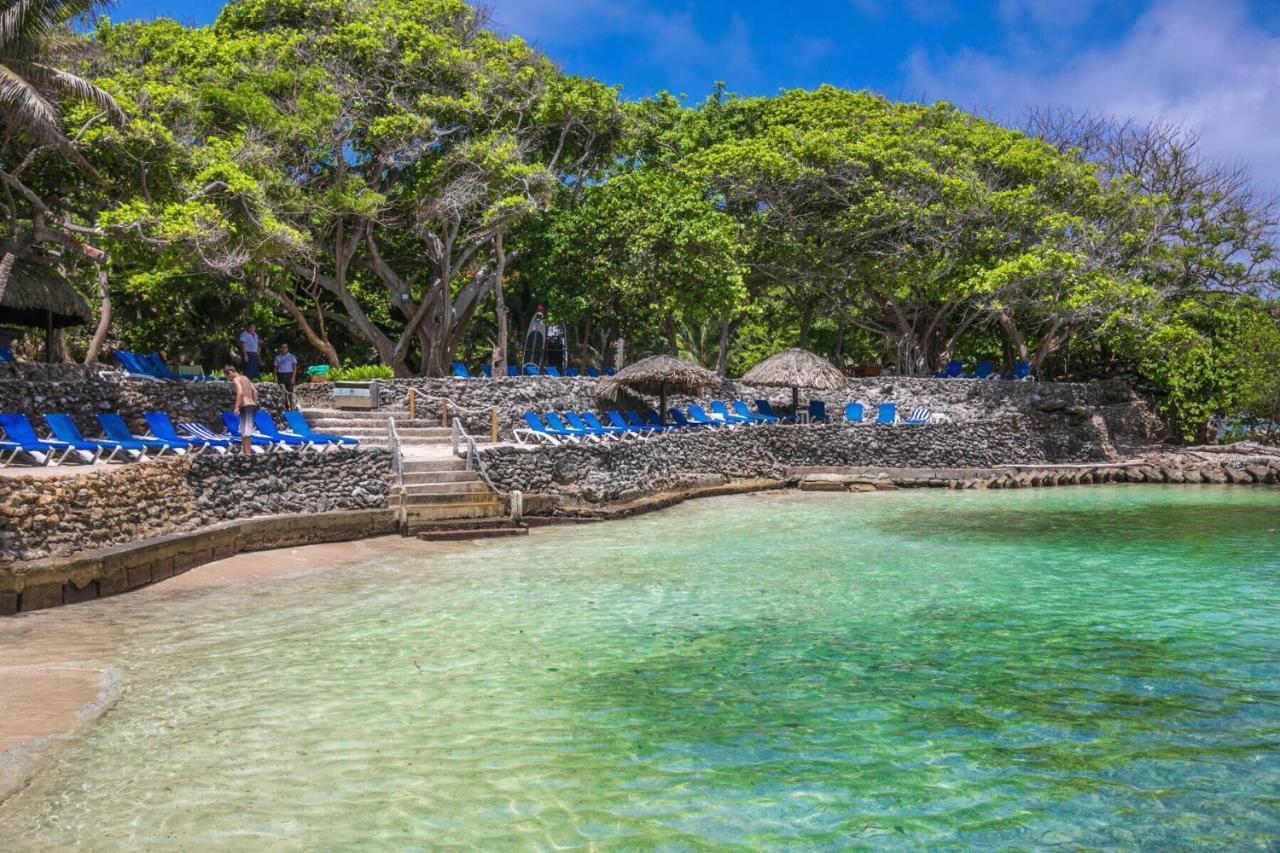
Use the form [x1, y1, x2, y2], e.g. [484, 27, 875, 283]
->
[490, 406, 499, 443]
[408, 387, 416, 421]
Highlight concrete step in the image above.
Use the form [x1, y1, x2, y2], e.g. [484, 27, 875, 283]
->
[416, 526, 528, 542]
[402, 501, 504, 522]
[400, 488, 494, 504]
[402, 470, 479, 485]
[301, 409, 413, 421]
[402, 459, 466, 474]
[402, 480, 490, 497]
[309, 418, 441, 430]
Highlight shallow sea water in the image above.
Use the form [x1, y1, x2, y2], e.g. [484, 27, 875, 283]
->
[1, 486, 1278, 850]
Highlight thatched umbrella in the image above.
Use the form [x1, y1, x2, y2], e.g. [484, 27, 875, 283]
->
[741, 348, 847, 416]
[0, 258, 90, 361]
[599, 354, 719, 424]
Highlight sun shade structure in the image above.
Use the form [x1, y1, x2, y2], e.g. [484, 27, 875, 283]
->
[599, 354, 719, 425]
[0, 258, 91, 361]
[741, 348, 847, 416]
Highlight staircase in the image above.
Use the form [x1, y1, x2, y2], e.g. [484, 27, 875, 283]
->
[301, 408, 452, 449]
[392, 457, 527, 540]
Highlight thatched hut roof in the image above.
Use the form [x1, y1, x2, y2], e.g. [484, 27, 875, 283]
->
[741, 348, 846, 390]
[0, 258, 90, 328]
[598, 354, 719, 402]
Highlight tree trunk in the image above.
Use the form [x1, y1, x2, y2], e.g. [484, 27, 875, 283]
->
[997, 309, 1030, 363]
[580, 315, 592, 372]
[83, 263, 111, 365]
[664, 315, 678, 354]
[494, 235, 509, 374]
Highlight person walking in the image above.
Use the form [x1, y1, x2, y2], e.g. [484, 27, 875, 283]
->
[225, 365, 259, 455]
[239, 323, 260, 379]
[273, 343, 298, 409]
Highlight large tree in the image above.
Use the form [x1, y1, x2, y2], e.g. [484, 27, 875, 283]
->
[92, 0, 624, 375]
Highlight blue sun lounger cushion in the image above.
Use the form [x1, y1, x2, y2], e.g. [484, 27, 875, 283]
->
[844, 402, 865, 423]
[0, 412, 89, 464]
[46, 413, 141, 462]
[144, 411, 230, 453]
[283, 411, 359, 446]
[875, 403, 897, 425]
[99, 413, 190, 454]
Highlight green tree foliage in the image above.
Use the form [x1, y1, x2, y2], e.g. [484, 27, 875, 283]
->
[89, 0, 624, 375]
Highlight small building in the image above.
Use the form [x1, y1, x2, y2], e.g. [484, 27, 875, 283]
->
[0, 257, 90, 361]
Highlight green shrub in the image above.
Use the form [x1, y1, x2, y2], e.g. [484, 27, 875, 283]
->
[331, 364, 394, 381]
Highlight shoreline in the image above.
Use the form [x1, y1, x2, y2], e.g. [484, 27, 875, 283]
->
[0, 535, 453, 805]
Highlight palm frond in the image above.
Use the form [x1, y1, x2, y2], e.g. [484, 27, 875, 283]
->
[20, 59, 124, 123]
[0, 60, 64, 144]
[0, 0, 101, 49]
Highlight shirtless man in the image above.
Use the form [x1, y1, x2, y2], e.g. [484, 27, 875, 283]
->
[225, 365, 259, 455]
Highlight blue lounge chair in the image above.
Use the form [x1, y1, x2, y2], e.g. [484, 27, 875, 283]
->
[523, 364, 540, 376]
[506, 364, 519, 377]
[607, 410, 644, 434]
[481, 364, 493, 379]
[543, 365, 563, 378]
[146, 352, 203, 382]
[1001, 360, 1032, 381]
[178, 421, 266, 454]
[0, 413, 89, 464]
[217, 412, 283, 451]
[145, 411, 230, 454]
[755, 400, 795, 424]
[0, 439, 37, 466]
[844, 402, 865, 423]
[966, 360, 996, 379]
[115, 351, 161, 381]
[809, 401, 830, 423]
[565, 367, 580, 378]
[452, 361, 473, 379]
[100, 413, 190, 455]
[0, 347, 14, 363]
[710, 401, 752, 425]
[934, 359, 963, 378]
[904, 406, 932, 425]
[582, 411, 637, 439]
[45, 413, 141, 462]
[605, 368, 616, 376]
[637, 410, 678, 432]
[563, 411, 622, 440]
[283, 411, 359, 446]
[668, 409, 712, 430]
[875, 403, 897, 425]
[544, 411, 596, 440]
[515, 412, 575, 445]
[732, 400, 776, 424]
[586, 367, 601, 378]
[688, 404, 730, 428]
[254, 411, 320, 450]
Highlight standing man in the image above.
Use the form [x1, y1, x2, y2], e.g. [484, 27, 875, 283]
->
[273, 343, 298, 409]
[225, 365, 259, 455]
[239, 322, 260, 379]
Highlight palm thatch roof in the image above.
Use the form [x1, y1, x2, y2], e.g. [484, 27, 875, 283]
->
[0, 258, 90, 328]
[598, 354, 719, 402]
[741, 348, 846, 390]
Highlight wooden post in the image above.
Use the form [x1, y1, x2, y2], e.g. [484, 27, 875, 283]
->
[490, 406, 498, 443]
[441, 399, 449, 425]
[408, 387, 416, 421]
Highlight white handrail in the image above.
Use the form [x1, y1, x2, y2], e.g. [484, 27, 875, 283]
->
[452, 416, 508, 496]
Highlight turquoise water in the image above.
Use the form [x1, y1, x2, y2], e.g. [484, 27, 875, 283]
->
[2, 486, 1278, 849]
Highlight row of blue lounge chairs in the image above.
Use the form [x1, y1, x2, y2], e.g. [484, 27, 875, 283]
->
[0, 411, 357, 467]
[515, 400, 932, 444]
[453, 361, 616, 379]
[115, 351, 217, 382]
[934, 359, 1032, 380]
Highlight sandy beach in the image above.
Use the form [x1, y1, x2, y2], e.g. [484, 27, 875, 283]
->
[0, 535, 457, 803]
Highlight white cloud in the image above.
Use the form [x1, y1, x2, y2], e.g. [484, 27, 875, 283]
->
[906, 0, 1280, 192]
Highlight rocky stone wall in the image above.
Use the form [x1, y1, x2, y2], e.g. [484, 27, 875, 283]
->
[478, 418, 1109, 505]
[0, 371, 285, 437]
[0, 449, 390, 562]
[298, 374, 1160, 446]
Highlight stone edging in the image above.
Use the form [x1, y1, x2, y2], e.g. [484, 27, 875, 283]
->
[0, 509, 398, 615]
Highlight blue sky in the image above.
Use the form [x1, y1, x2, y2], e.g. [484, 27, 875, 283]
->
[106, 0, 1280, 189]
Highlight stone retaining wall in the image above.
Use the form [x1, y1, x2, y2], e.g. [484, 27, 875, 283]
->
[0, 370, 284, 437]
[478, 418, 1110, 506]
[298, 375, 1161, 448]
[0, 449, 391, 563]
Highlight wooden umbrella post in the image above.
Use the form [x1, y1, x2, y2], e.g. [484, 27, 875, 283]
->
[660, 381, 667, 426]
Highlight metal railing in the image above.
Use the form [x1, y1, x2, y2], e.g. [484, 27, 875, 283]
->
[452, 416, 508, 497]
[388, 416, 404, 488]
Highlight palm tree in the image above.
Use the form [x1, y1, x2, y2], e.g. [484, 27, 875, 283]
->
[0, 0, 123, 150]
